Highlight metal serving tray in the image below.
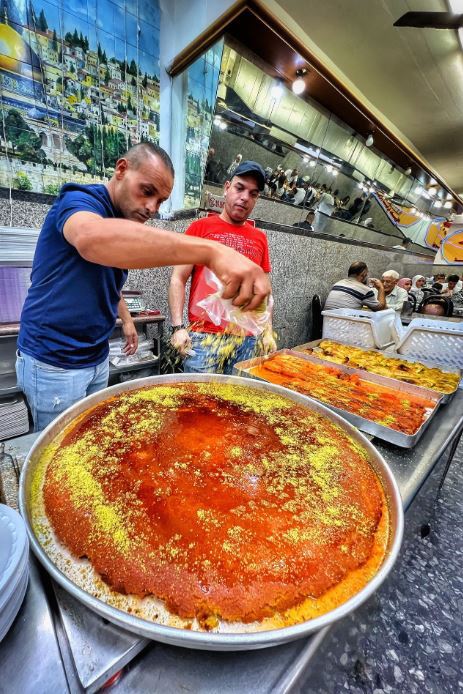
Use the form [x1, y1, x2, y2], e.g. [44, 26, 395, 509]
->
[292, 340, 461, 404]
[234, 350, 442, 448]
[19, 374, 403, 652]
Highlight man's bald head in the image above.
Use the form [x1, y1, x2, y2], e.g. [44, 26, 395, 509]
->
[123, 142, 174, 177]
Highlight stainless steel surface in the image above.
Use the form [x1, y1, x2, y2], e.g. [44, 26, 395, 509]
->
[235, 350, 442, 448]
[291, 340, 461, 403]
[0, 558, 69, 692]
[19, 373, 403, 651]
[53, 584, 149, 694]
[2, 391, 463, 693]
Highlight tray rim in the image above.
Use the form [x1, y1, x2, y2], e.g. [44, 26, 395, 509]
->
[19, 373, 403, 651]
[234, 350, 443, 448]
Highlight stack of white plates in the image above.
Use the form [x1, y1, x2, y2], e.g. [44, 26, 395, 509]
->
[0, 395, 30, 440]
[0, 504, 29, 642]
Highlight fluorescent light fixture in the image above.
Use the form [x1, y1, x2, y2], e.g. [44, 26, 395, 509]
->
[270, 81, 284, 99]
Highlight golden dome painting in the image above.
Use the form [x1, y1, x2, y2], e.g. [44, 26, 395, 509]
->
[0, 23, 42, 82]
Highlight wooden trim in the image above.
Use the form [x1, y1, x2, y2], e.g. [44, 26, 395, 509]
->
[167, 0, 461, 207]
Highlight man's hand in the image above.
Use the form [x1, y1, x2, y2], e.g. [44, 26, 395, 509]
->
[208, 245, 272, 311]
[122, 320, 138, 355]
[171, 328, 191, 356]
[369, 278, 383, 290]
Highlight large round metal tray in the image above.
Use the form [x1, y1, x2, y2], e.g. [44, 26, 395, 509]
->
[19, 374, 404, 651]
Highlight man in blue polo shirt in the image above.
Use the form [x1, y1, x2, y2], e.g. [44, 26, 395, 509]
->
[17, 142, 271, 431]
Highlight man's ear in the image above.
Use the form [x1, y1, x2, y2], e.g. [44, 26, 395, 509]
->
[115, 158, 129, 180]
[223, 180, 230, 197]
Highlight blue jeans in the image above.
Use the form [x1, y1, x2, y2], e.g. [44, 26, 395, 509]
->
[183, 333, 258, 375]
[16, 351, 109, 432]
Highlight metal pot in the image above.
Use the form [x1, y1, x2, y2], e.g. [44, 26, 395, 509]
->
[19, 374, 403, 651]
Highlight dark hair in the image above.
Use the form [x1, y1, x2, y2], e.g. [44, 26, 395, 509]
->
[447, 274, 459, 283]
[432, 282, 443, 292]
[306, 208, 315, 215]
[419, 294, 453, 317]
[124, 142, 174, 176]
[348, 261, 367, 277]
[403, 238, 412, 245]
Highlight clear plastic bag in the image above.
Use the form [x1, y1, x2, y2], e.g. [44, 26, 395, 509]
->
[192, 269, 273, 336]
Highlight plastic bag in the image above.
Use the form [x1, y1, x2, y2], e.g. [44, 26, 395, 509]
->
[192, 269, 273, 336]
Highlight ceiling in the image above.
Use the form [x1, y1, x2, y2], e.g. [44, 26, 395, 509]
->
[264, 0, 463, 196]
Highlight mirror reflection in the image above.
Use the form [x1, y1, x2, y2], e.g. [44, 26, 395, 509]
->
[202, 42, 446, 253]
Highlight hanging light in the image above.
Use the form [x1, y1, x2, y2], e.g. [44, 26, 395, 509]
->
[405, 167, 412, 176]
[270, 80, 284, 100]
[410, 207, 416, 214]
[389, 190, 395, 198]
[433, 200, 442, 208]
[332, 169, 338, 177]
[414, 185, 423, 195]
[443, 201, 453, 209]
[366, 133, 374, 147]
[292, 68, 308, 95]
[326, 164, 333, 173]
[309, 160, 316, 167]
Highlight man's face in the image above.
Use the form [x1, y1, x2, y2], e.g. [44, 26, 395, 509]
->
[223, 175, 260, 223]
[382, 275, 397, 294]
[448, 280, 457, 290]
[113, 155, 174, 222]
[307, 213, 315, 225]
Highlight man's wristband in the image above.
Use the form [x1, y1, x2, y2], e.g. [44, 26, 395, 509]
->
[171, 324, 186, 334]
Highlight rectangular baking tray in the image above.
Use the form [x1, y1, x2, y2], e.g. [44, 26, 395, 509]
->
[291, 340, 461, 403]
[234, 349, 442, 448]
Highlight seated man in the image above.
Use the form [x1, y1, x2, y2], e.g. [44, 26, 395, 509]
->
[293, 209, 315, 232]
[381, 270, 408, 312]
[324, 261, 386, 311]
[441, 274, 463, 296]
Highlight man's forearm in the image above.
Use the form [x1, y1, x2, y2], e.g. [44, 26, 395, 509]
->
[117, 296, 133, 323]
[74, 218, 215, 270]
[377, 288, 386, 309]
[168, 280, 187, 325]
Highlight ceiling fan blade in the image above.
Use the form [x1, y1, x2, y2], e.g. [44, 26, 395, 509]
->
[393, 11, 463, 29]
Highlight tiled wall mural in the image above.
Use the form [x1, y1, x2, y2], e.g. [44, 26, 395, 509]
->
[183, 40, 222, 208]
[0, 0, 160, 193]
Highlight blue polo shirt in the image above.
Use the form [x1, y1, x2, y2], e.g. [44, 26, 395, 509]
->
[18, 183, 128, 368]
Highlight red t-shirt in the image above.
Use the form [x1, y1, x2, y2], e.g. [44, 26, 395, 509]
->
[186, 216, 271, 333]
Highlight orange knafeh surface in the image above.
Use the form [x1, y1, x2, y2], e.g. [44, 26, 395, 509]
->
[34, 382, 389, 629]
[251, 353, 435, 435]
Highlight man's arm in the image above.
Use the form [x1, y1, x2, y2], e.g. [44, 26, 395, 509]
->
[168, 265, 194, 355]
[365, 279, 386, 311]
[117, 296, 138, 355]
[63, 212, 270, 311]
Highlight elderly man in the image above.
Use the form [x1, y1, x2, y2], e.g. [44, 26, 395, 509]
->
[381, 270, 408, 312]
[324, 261, 386, 311]
[17, 143, 271, 430]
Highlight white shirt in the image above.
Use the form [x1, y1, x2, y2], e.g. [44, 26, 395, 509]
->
[385, 285, 408, 312]
[293, 187, 306, 205]
[316, 192, 335, 216]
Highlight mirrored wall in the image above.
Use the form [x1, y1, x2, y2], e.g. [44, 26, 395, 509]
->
[202, 42, 451, 250]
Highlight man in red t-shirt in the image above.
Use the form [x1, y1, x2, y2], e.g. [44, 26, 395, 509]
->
[168, 160, 276, 373]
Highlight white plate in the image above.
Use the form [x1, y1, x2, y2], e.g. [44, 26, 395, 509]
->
[0, 505, 28, 599]
[0, 566, 29, 642]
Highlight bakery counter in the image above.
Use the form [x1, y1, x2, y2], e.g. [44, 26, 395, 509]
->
[0, 391, 462, 693]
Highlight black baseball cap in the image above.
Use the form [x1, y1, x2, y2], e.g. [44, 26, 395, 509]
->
[231, 160, 266, 191]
